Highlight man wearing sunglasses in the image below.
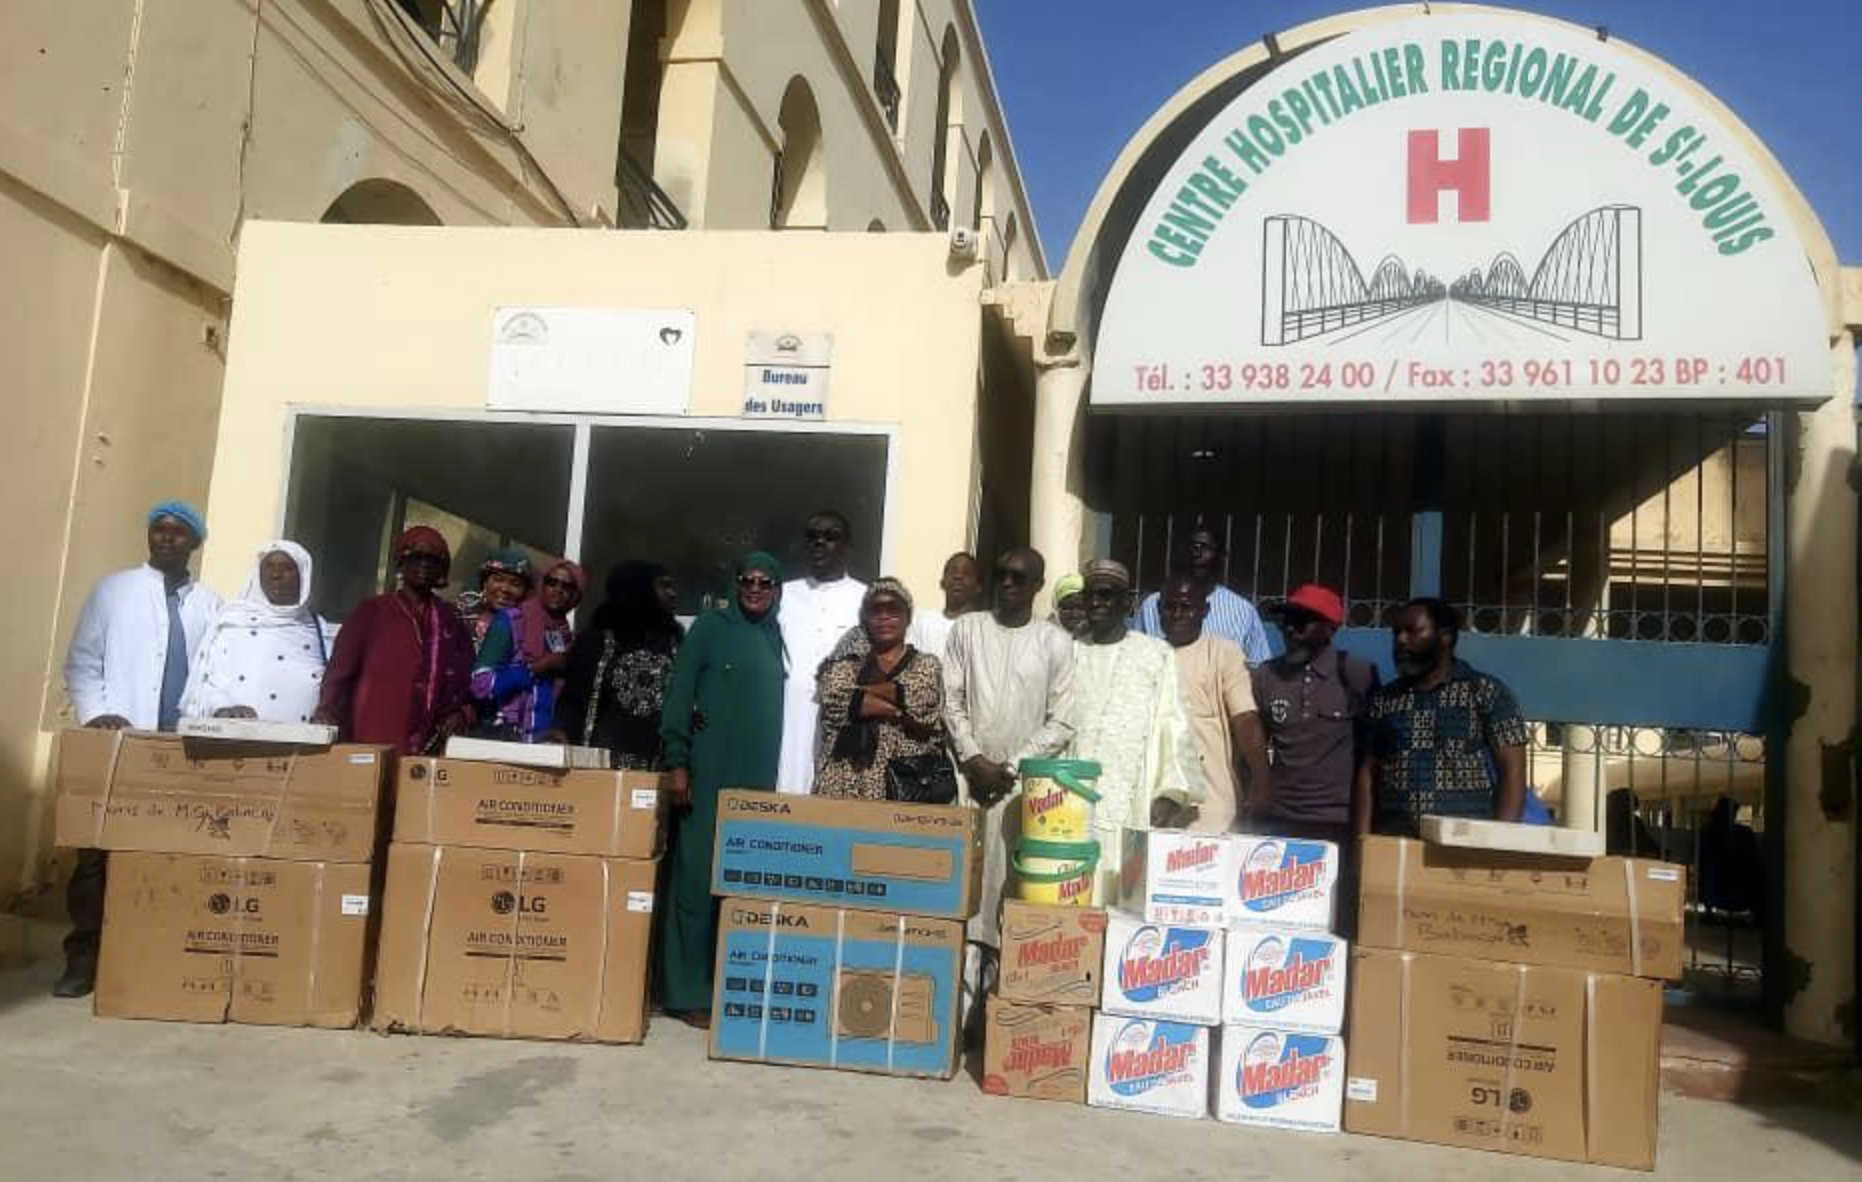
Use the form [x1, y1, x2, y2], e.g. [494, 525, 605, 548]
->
[1253, 584, 1377, 845]
[943, 546, 1076, 956]
[774, 510, 867, 793]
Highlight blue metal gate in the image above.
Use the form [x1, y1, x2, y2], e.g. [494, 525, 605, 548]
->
[1087, 408, 1783, 1009]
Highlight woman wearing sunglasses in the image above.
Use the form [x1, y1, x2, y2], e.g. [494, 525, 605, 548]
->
[470, 557, 585, 742]
[656, 551, 786, 1028]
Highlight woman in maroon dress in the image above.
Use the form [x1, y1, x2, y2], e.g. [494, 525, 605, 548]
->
[313, 526, 475, 753]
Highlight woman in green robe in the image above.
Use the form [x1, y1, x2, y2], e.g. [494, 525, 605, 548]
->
[657, 551, 786, 1026]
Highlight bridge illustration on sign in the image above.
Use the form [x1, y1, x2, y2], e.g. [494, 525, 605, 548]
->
[1260, 205, 1643, 347]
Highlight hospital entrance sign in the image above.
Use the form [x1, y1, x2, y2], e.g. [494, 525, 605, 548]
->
[1092, 12, 1828, 407]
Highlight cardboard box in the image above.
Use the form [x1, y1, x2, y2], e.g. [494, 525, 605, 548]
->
[1117, 829, 1231, 926]
[1086, 1014, 1210, 1119]
[393, 757, 663, 860]
[997, 900, 1105, 1006]
[711, 791, 981, 920]
[1344, 947, 1663, 1170]
[1118, 831, 1340, 931]
[96, 852, 373, 1028]
[372, 843, 656, 1043]
[980, 1000, 1091, 1103]
[1215, 1026, 1346, 1131]
[1357, 837, 1686, 979]
[711, 897, 964, 1078]
[1230, 835, 1340, 930]
[53, 729, 389, 862]
[1099, 909, 1224, 1026]
[1222, 922, 1348, 1034]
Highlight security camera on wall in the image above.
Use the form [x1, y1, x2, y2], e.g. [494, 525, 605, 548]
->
[948, 226, 979, 261]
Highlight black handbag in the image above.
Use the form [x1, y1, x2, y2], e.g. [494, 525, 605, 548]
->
[884, 752, 959, 805]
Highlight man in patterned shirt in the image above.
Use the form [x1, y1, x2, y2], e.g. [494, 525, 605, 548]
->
[1354, 597, 1528, 837]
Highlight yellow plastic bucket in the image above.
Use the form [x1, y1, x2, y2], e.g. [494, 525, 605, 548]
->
[1017, 758, 1102, 843]
[1013, 838, 1101, 908]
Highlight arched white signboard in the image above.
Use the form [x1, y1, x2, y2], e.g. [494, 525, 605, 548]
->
[1093, 12, 1829, 406]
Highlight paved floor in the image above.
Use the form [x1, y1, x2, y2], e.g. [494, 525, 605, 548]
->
[0, 953, 1856, 1182]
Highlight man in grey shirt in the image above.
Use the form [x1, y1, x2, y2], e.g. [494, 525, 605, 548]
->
[1249, 583, 1377, 846]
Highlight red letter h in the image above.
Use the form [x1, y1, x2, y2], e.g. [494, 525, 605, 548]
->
[1407, 129, 1490, 223]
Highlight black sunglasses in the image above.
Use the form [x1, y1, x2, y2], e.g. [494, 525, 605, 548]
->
[995, 568, 1032, 585]
[737, 574, 776, 590]
[1086, 585, 1129, 602]
[542, 576, 578, 590]
[805, 528, 846, 543]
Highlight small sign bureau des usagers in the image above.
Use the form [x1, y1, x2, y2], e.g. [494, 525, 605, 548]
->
[743, 331, 832, 420]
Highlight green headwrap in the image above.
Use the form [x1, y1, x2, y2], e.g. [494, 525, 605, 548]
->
[738, 551, 781, 580]
[1053, 573, 1085, 603]
[725, 551, 784, 649]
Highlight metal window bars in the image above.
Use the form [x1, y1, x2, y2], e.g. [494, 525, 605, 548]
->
[392, 0, 488, 74]
[874, 53, 902, 133]
[615, 145, 687, 231]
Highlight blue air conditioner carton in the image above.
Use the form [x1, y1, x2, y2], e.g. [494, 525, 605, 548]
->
[710, 897, 964, 1079]
[710, 791, 981, 920]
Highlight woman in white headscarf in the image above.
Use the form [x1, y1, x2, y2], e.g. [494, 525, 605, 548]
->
[180, 541, 332, 723]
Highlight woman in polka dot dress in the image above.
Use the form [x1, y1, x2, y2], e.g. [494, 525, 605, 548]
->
[179, 540, 332, 723]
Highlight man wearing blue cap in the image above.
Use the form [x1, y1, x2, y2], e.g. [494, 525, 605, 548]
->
[56, 500, 221, 997]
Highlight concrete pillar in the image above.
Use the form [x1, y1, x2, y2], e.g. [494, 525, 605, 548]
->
[1562, 725, 1601, 833]
[1782, 331, 1858, 1047]
[1030, 357, 1087, 606]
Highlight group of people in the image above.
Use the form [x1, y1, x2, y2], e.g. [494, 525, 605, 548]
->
[55, 504, 1531, 1035]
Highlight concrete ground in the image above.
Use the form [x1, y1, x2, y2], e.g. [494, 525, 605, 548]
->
[0, 949, 1856, 1182]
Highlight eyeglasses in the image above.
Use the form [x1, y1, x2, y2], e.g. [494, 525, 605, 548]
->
[1086, 586, 1129, 602]
[400, 551, 446, 567]
[995, 568, 1032, 585]
[542, 576, 577, 590]
[737, 575, 776, 590]
[805, 529, 845, 543]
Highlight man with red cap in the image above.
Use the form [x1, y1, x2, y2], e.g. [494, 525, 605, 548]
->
[1250, 584, 1378, 850]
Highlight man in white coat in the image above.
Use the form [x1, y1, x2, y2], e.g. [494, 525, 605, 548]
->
[56, 500, 221, 997]
[775, 510, 867, 793]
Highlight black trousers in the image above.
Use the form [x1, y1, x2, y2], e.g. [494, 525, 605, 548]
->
[64, 847, 108, 964]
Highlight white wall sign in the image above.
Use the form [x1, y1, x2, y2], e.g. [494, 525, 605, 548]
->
[1093, 12, 1829, 407]
[742, 331, 832, 420]
[489, 307, 695, 415]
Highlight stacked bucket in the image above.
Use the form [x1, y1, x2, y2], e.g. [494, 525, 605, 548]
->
[985, 753, 1350, 1130]
[1011, 759, 1104, 906]
[978, 759, 1106, 1105]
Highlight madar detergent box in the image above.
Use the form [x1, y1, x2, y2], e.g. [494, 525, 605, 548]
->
[1117, 829, 1232, 927]
[1215, 1026, 1345, 1132]
[997, 900, 1105, 1006]
[1227, 836, 1339, 931]
[1099, 909, 1223, 1026]
[1221, 923, 1347, 1034]
[1086, 1014, 1210, 1119]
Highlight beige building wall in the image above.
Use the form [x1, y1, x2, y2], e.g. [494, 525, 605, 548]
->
[0, 0, 1048, 899]
[198, 220, 992, 628]
[642, 0, 1042, 276]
